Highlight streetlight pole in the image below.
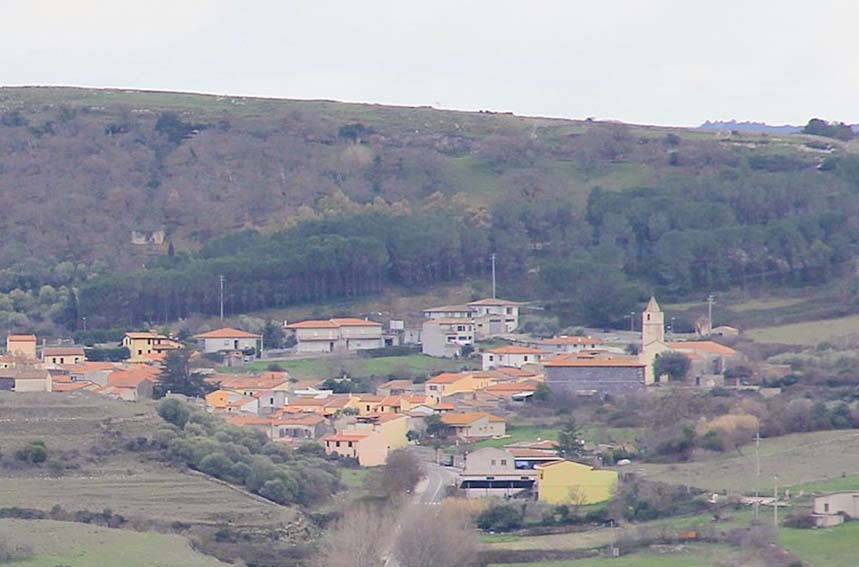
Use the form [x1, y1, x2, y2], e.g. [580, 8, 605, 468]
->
[630, 311, 636, 333]
[707, 293, 715, 331]
[491, 253, 497, 299]
[219, 275, 225, 321]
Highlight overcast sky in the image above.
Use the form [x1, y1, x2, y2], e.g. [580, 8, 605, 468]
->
[2, 0, 857, 126]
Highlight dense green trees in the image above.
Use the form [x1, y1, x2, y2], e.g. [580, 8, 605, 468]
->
[155, 400, 339, 506]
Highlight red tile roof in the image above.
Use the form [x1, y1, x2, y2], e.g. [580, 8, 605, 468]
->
[194, 327, 259, 339]
[543, 354, 644, 368]
[487, 346, 545, 355]
[540, 336, 604, 345]
[7, 335, 36, 342]
[668, 341, 738, 356]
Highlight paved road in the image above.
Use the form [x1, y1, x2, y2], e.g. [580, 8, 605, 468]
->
[415, 461, 458, 504]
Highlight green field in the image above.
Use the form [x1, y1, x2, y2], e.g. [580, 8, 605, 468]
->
[637, 430, 859, 494]
[471, 424, 639, 451]
[780, 522, 859, 567]
[0, 519, 226, 567]
[745, 313, 859, 345]
[488, 543, 749, 567]
[237, 353, 477, 380]
[0, 392, 295, 527]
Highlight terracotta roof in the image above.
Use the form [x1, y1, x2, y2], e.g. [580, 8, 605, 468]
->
[423, 318, 474, 326]
[194, 327, 259, 339]
[209, 373, 290, 390]
[107, 369, 157, 388]
[507, 447, 559, 458]
[543, 354, 644, 368]
[468, 298, 520, 306]
[487, 346, 545, 355]
[43, 346, 85, 356]
[124, 331, 167, 339]
[7, 334, 36, 342]
[225, 416, 272, 426]
[426, 372, 470, 385]
[274, 414, 326, 426]
[63, 361, 117, 372]
[331, 318, 382, 327]
[540, 336, 604, 345]
[361, 412, 407, 423]
[434, 402, 455, 410]
[441, 411, 502, 426]
[52, 381, 96, 392]
[486, 381, 538, 393]
[378, 379, 415, 390]
[423, 304, 473, 313]
[644, 296, 661, 313]
[668, 341, 738, 356]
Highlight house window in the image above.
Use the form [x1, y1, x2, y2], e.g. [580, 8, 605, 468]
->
[489, 356, 494, 362]
[524, 356, 529, 362]
[269, 398, 274, 404]
[348, 442, 354, 448]
[500, 459, 507, 466]
[824, 503, 830, 513]
[336, 441, 341, 448]
[491, 460, 496, 466]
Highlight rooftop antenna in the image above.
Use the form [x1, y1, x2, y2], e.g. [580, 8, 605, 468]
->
[219, 275, 225, 321]
[491, 253, 497, 299]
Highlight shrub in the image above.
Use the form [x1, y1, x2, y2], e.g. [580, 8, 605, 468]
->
[158, 399, 191, 428]
[476, 504, 525, 532]
[15, 441, 47, 465]
[784, 513, 816, 529]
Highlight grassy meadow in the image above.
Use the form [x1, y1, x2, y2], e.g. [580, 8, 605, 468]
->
[236, 353, 478, 380]
[0, 519, 226, 567]
[637, 430, 859, 494]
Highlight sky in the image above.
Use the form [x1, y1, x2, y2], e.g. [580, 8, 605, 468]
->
[1, 0, 858, 126]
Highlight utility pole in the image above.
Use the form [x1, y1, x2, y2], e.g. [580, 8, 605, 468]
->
[773, 475, 779, 528]
[219, 275, 225, 322]
[754, 431, 760, 521]
[491, 253, 497, 299]
[707, 293, 715, 329]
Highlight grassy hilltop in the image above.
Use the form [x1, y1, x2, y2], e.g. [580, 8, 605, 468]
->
[2, 87, 859, 334]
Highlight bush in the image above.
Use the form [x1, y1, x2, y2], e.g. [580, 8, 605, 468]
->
[784, 513, 816, 529]
[360, 345, 420, 358]
[85, 346, 130, 362]
[476, 504, 525, 532]
[15, 441, 47, 465]
[158, 399, 191, 428]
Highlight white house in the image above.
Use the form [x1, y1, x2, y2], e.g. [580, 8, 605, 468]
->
[194, 328, 262, 356]
[534, 336, 604, 355]
[421, 318, 474, 358]
[482, 345, 546, 370]
[468, 298, 520, 338]
[285, 318, 384, 353]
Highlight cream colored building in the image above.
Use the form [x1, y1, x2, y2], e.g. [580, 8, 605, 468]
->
[285, 318, 383, 353]
[122, 332, 182, 362]
[421, 318, 474, 358]
[6, 335, 37, 360]
[481, 345, 545, 370]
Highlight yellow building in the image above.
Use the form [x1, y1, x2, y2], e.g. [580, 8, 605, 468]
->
[425, 371, 494, 403]
[322, 431, 388, 467]
[536, 460, 618, 505]
[122, 332, 182, 362]
[357, 413, 410, 450]
[6, 334, 37, 360]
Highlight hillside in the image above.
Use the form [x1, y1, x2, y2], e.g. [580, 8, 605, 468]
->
[2, 87, 859, 332]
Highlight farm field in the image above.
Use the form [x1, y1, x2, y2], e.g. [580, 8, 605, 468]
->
[471, 424, 639, 451]
[487, 543, 754, 567]
[0, 519, 226, 567]
[482, 511, 755, 552]
[779, 521, 859, 567]
[744, 314, 859, 345]
[237, 353, 477, 380]
[637, 430, 859, 493]
[0, 392, 296, 527]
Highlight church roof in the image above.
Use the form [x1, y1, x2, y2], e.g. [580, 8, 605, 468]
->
[645, 296, 661, 312]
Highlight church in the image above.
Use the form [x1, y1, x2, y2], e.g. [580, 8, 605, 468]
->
[639, 297, 742, 386]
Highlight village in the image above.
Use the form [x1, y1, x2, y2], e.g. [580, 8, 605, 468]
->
[0, 293, 773, 512]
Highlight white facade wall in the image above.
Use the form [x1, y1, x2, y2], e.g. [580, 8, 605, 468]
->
[200, 336, 259, 354]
